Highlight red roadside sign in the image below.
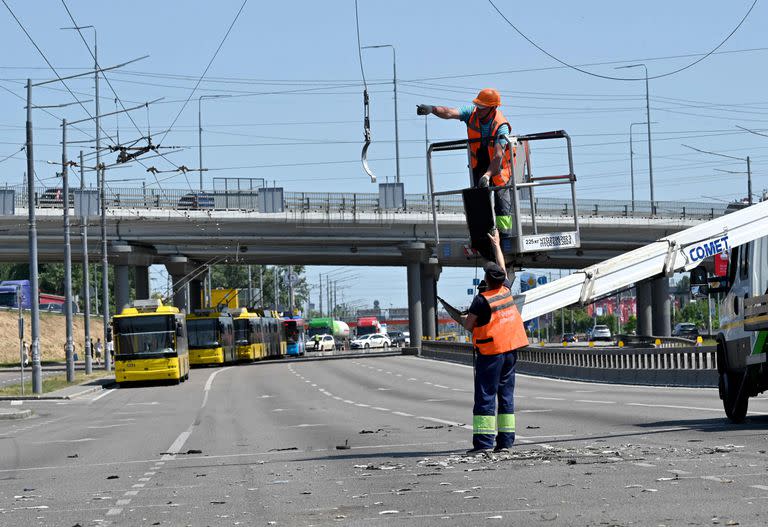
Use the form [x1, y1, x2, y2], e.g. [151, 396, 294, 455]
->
[714, 252, 728, 277]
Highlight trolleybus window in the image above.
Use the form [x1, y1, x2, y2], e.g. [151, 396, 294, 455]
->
[234, 319, 250, 344]
[114, 315, 175, 355]
[188, 319, 219, 348]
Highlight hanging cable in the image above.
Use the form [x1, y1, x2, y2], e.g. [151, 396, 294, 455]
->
[354, 0, 375, 182]
[487, 0, 759, 81]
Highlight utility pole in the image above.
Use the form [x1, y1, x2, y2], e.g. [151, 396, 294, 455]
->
[683, 144, 753, 205]
[617, 64, 654, 209]
[17, 285, 24, 396]
[273, 266, 279, 310]
[362, 44, 400, 183]
[288, 266, 295, 313]
[327, 275, 331, 318]
[80, 150, 92, 375]
[62, 119, 75, 382]
[25, 79, 42, 394]
[319, 273, 323, 316]
[259, 266, 263, 307]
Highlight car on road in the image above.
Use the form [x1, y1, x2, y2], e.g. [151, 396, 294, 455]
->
[561, 333, 578, 343]
[350, 333, 390, 349]
[387, 330, 406, 347]
[306, 334, 335, 351]
[178, 192, 214, 210]
[672, 322, 699, 339]
[590, 325, 612, 341]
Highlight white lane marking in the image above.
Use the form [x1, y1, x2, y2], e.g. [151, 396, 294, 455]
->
[703, 476, 733, 483]
[106, 508, 123, 516]
[288, 423, 324, 428]
[272, 408, 286, 412]
[144, 472, 156, 476]
[355, 403, 370, 407]
[535, 397, 565, 401]
[392, 411, 413, 417]
[32, 438, 96, 444]
[161, 425, 194, 461]
[132, 483, 145, 488]
[575, 400, 615, 404]
[343, 399, 355, 404]
[371, 407, 390, 411]
[10, 400, 22, 406]
[433, 384, 449, 389]
[425, 399, 450, 403]
[201, 367, 232, 409]
[90, 389, 116, 403]
[627, 403, 730, 413]
[115, 499, 131, 506]
[124, 491, 139, 496]
[138, 477, 150, 482]
[127, 402, 159, 406]
[752, 485, 768, 491]
[155, 461, 165, 465]
[333, 396, 342, 401]
[418, 416, 465, 427]
[376, 388, 391, 391]
[87, 424, 132, 429]
[370, 508, 544, 520]
[518, 409, 552, 413]
[634, 462, 656, 468]
[517, 434, 574, 440]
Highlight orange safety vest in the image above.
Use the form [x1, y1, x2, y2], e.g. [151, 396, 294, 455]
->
[466, 108, 512, 187]
[472, 285, 528, 355]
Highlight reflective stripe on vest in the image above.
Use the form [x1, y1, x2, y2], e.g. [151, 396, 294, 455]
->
[467, 108, 512, 186]
[472, 285, 529, 355]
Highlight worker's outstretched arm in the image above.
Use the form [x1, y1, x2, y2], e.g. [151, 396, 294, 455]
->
[489, 228, 506, 276]
[416, 104, 460, 120]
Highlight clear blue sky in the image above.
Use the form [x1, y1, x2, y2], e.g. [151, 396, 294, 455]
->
[0, 1, 765, 311]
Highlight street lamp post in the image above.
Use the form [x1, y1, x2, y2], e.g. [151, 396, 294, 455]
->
[198, 95, 231, 191]
[618, 64, 654, 210]
[361, 44, 400, 184]
[683, 144, 753, 205]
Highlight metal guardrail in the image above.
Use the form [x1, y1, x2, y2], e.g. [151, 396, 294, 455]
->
[421, 341, 718, 387]
[5, 185, 731, 221]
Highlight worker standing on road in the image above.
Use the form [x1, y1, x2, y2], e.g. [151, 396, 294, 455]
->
[461, 229, 528, 454]
[417, 88, 514, 237]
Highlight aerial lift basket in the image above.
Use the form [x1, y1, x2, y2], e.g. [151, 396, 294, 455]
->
[427, 130, 581, 258]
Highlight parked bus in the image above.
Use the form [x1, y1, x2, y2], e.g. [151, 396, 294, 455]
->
[186, 308, 236, 366]
[233, 308, 265, 361]
[283, 316, 306, 356]
[112, 299, 190, 385]
[356, 316, 381, 337]
[258, 310, 286, 359]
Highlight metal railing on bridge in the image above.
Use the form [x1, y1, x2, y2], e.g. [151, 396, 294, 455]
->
[5, 184, 731, 221]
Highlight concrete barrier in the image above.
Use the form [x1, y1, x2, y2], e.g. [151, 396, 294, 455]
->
[420, 341, 718, 388]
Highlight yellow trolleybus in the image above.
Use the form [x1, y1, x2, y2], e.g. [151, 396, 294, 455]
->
[112, 299, 190, 385]
[259, 310, 287, 359]
[186, 308, 236, 366]
[234, 308, 265, 361]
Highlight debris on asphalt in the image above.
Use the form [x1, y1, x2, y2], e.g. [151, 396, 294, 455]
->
[106, 475, 119, 480]
[210, 500, 226, 504]
[353, 462, 404, 471]
[379, 510, 399, 515]
[67, 454, 78, 458]
[526, 425, 540, 429]
[186, 448, 203, 454]
[269, 447, 298, 452]
[359, 428, 384, 434]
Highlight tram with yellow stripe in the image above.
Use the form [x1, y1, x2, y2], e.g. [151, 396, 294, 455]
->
[234, 308, 266, 361]
[112, 299, 190, 385]
[186, 308, 237, 366]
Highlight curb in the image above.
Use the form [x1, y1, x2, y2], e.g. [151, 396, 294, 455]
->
[0, 379, 115, 401]
[0, 408, 32, 420]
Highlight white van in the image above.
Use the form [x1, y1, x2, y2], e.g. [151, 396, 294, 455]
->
[691, 237, 768, 422]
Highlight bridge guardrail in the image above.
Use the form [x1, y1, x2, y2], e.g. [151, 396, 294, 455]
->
[420, 341, 718, 388]
[7, 185, 729, 221]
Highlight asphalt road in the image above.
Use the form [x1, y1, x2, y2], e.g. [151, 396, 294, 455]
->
[2, 354, 768, 526]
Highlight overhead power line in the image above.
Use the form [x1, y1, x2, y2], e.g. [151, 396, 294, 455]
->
[486, 0, 759, 81]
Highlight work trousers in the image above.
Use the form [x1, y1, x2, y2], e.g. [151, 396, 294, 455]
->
[472, 350, 517, 450]
[472, 153, 513, 236]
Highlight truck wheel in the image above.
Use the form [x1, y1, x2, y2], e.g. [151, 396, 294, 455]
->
[721, 370, 748, 423]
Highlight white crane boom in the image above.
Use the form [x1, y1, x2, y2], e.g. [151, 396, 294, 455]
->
[518, 200, 768, 321]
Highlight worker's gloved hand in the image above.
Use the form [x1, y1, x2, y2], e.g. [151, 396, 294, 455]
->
[477, 174, 490, 188]
[416, 104, 433, 116]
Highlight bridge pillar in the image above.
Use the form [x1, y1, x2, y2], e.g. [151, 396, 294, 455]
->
[189, 279, 203, 312]
[134, 265, 150, 300]
[171, 276, 189, 313]
[401, 242, 428, 351]
[636, 280, 652, 336]
[420, 258, 441, 339]
[115, 265, 130, 313]
[652, 277, 672, 337]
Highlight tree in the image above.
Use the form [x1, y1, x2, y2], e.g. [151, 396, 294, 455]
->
[209, 264, 309, 312]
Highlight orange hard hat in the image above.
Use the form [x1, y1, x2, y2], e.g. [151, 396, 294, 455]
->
[473, 88, 501, 107]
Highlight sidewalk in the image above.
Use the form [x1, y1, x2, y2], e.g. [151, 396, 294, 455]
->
[0, 376, 115, 402]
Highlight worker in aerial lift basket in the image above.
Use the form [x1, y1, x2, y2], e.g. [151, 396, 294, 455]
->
[417, 88, 514, 238]
[460, 229, 528, 455]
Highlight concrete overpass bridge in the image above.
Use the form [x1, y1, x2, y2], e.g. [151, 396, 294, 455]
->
[0, 185, 732, 341]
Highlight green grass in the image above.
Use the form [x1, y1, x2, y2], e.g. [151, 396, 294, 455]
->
[0, 371, 110, 396]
